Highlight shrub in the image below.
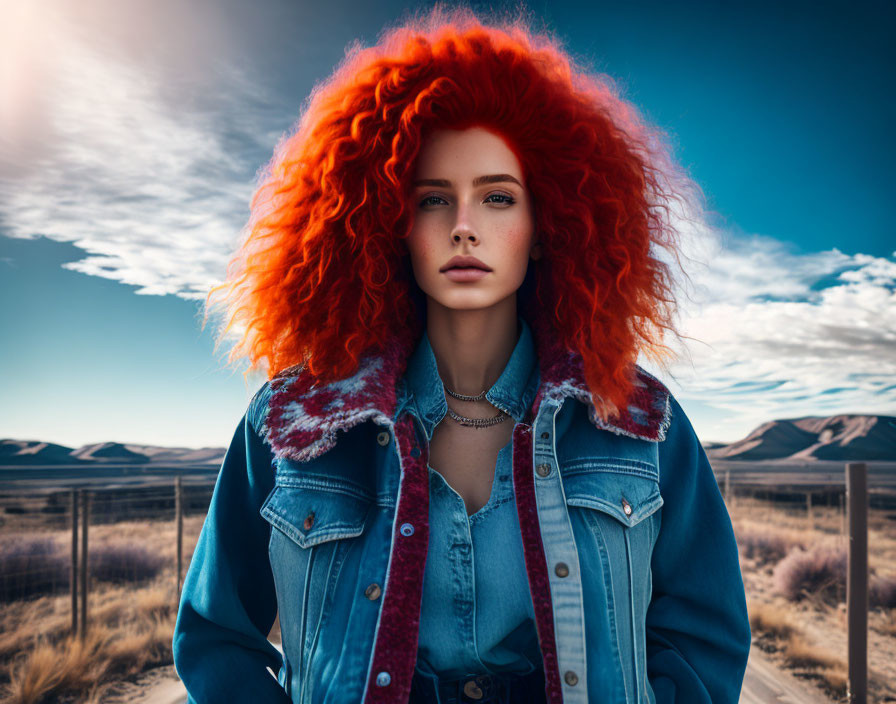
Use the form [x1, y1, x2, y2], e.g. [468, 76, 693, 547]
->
[0, 536, 69, 602]
[870, 574, 896, 609]
[773, 545, 846, 605]
[89, 543, 166, 584]
[735, 527, 801, 565]
[0, 536, 167, 603]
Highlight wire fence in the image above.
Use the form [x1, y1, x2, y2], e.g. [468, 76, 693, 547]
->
[0, 479, 215, 630]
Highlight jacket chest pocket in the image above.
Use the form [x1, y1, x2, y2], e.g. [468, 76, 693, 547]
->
[563, 460, 663, 595]
[259, 476, 373, 697]
[562, 458, 663, 703]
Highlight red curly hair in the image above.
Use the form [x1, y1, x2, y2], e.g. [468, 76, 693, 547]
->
[207, 4, 703, 418]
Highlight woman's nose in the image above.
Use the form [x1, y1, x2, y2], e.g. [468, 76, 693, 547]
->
[452, 229, 477, 243]
[450, 201, 478, 242]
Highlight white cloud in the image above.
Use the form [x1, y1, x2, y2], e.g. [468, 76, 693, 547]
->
[0, 1, 284, 299]
[643, 228, 896, 442]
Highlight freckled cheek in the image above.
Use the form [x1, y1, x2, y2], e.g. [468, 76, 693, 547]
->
[408, 232, 441, 277]
[499, 221, 536, 260]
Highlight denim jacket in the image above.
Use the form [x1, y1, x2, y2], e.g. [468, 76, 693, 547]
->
[173, 310, 751, 704]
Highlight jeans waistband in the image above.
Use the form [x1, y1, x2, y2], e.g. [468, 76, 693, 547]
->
[409, 665, 546, 704]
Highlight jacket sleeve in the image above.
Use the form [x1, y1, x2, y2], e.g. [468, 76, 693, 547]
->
[172, 385, 290, 704]
[645, 394, 751, 704]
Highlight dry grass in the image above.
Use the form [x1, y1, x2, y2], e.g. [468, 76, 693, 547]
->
[748, 598, 798, 640]
[875, 609, 896, 638]
[747, 582, 869, 702]
[0, 510, 284, 704]
[1, 588, 175, 704]
[0, 515, 207, 704]
[733, 494, 896, 703]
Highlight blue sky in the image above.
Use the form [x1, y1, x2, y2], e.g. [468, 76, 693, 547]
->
[1, 0, 894, 448]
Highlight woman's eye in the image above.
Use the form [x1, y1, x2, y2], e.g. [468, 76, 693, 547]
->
[485, 193, 515, 205]
[419, 193, 516, 207]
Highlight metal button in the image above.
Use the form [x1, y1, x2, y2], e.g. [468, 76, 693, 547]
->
[463, 678, 484, 699]
[375, 671, 391, 687]
[555, 562, 569, 578]
[303, 511, 315, 530]
[377, 430, 390, 446]
[410, 446, 421, 458]
[621, 497, 632, 516]
[541, 431, 550, 439]
[564, 670, 578, 686]
[364, 583, 381, 600]
[400, 522, 414, 536]
[536, 463, 551, 477]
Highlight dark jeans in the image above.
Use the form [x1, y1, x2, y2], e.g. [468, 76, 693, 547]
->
[408, 665, 547, 704]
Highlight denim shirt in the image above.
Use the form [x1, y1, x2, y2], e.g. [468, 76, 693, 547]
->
[399, 317, 542, 680]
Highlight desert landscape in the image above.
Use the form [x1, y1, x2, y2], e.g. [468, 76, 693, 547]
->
[0, 413, 894, 703]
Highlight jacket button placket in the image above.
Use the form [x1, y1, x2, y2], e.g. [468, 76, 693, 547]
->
[362, 416, 429, 703]
[532, 402, 588, 702]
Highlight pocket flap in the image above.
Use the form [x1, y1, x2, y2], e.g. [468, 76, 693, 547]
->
[562, 460, 663, 528]
[260, 482, 371, 549]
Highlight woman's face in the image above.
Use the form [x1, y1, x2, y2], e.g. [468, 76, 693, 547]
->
[406, 126, 539, 312]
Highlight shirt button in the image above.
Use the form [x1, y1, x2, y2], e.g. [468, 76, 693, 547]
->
[564, 670, 579, 686]
[541, 431, 550, 439]
[536, 463, 551, 477]
[554, 562, 569, 578]
[364, 583, 382, 600]
[621, 497, 632, 516]
[303, 511, 315, 530]
[377, 430, 391, 446]
[400, 522, 415, 536]
[463, 678, 485, 699]
[375, 671, 391, 687]
[410, 446, 421, 458]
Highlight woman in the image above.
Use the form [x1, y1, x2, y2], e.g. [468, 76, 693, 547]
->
[173, 6, 751, 703]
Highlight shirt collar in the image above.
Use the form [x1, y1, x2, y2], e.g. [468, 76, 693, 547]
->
[400, 315, 539, 440]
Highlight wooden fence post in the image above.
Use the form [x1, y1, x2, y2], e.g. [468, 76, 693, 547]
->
[71, 488, 78, 638]
[806, 491, 813, 532]
[840, 491, 846, 537]
[79, 489, 89, 642]
[176, 476, 183, 597]
[846, 462, 868, 704]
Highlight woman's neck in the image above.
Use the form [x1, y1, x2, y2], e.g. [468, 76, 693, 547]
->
[424, 297, 520, 399]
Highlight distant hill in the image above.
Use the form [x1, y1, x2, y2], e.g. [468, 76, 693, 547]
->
[0, 440, 89, 465]
[4, 413, 895, 466]
[0, 439, 225, 466]
[705, 414, 896, 461]
[71, 442, 150, 463]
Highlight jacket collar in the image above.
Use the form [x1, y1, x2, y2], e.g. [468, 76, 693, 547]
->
[261, 305, 672, 463]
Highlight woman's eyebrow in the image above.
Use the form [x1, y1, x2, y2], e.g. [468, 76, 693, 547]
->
[412, 174, 523, 188]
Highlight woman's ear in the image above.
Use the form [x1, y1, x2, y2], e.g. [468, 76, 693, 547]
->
[530, 240, 543, 261]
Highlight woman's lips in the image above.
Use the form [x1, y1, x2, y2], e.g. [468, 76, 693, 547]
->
[442, 267, 490, 282]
